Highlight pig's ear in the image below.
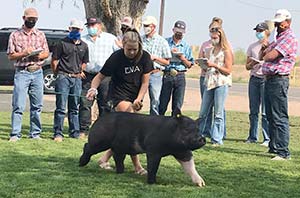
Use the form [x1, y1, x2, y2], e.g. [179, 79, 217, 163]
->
[173, 108, 182, 118]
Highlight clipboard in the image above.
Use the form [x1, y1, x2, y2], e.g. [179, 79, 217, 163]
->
[250, 57, 264, 64]
[24, 49, 43, 58]
[196, 58, 208, 69]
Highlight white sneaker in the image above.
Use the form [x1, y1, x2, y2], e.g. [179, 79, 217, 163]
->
[260, 141, 269, 147]
[271, 156, 291, 161]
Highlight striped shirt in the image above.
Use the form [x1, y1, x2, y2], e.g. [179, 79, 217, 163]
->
[165, 37, 194, 72]
[141, 33, 172, 70]
[7, 26, 49, 67]
[262, 28, 298, 75]
[81, 32, 119, 74]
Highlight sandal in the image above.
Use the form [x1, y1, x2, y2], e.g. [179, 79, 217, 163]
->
[135, 168, 147, 175]
[98, 161, 113, 170]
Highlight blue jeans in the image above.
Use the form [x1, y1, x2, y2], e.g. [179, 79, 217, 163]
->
[53, 74, 82, 138]
[200, 76, 212, 137]
[264, 76, 290, 158]
[199, 76, 226, 138]
[247, 76, 269, 142]
[159, 73, 186, 115]
[10, 68, 44, 138]
[149, 72, 162, 115]
[199, 85, 228, 144]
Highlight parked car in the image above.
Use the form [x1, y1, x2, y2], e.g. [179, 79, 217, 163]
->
[0, 27, 68, 93]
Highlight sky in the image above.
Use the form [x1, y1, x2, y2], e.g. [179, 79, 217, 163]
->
[1, 0, 300, 51]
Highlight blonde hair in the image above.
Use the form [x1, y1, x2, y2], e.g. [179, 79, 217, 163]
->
[210, 27, 230, 51]
[209, 17, 223, 29]
[122, 28, 143, 63]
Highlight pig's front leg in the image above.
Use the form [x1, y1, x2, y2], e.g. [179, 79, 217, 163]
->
[146, 153, 162, 184]
[177, 158, 205, 187]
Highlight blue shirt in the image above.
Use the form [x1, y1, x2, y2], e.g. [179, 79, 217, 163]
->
[81, 32, 119, 74]
[142, 33, 172, 70]
[165, 37, 194, 72]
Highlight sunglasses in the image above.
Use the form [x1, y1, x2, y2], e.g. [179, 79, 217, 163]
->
[210, 27, 220, 33]
[143, 24, 151, 27]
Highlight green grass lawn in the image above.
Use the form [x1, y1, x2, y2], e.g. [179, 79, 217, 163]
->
[0, 111, 299, 198]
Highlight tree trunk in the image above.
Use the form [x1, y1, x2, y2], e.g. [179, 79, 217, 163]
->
[83, 0, 149, 35]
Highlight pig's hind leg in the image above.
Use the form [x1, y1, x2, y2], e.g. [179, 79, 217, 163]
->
[113, 153, 126, 173]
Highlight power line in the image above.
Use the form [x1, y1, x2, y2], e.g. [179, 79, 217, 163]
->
[236, 0, 300, 13]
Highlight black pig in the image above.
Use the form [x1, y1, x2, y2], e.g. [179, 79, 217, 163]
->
[79, 110, 206, 187]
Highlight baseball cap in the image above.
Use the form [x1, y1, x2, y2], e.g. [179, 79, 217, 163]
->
[253, 22, 269, 31]
[24, 7, 38, 18]
[85, 17, 101, 25]
[173, 20, 186, 33]
[271, 9, 292, 22]
[121, 16, 133, 27]
[142, 16, 158, 26]
[70, 19, 83, 29]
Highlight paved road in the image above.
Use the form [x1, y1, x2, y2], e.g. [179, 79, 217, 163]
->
[1, 79, 300, 116]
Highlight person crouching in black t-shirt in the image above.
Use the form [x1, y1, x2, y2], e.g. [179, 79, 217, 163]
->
[86, 28, 154, 175]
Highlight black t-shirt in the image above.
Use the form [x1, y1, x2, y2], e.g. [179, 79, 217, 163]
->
[100, 49, 153, 102]
[52, 37, 89, 74]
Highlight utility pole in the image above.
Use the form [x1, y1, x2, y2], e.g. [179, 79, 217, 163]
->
[158, 0, 165, 35]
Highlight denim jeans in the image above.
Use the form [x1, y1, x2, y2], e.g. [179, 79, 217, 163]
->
[264, 76, 290, 158]
[149, 72, 162, 115]
[79, 73, 110, 134]
[200, 76, 212, 137]
[159, 73, 186, 116]
[247, 76, 269, 142]
[199, 85, 228, 144]
[10, 68, 44, 138]
[199, 76, 226, 138]
[53, 74, 82, 138]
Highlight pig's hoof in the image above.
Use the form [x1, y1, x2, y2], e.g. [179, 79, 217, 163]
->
[196, 179, 205, 187]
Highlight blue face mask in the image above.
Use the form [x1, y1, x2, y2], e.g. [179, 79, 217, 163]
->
[255, 32, 265, 40]
[87, 27, 98, 36]
[68, 30, 81, 40]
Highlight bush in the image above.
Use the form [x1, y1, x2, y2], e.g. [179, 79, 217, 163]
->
[234, 48, 247, 65]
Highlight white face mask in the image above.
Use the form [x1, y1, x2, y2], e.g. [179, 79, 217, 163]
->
[143, 26, 152, 35]
[211, 38, 220, 46]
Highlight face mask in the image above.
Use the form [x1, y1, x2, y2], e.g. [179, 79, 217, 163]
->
[87, 27, 98, 36]
[256, 32, 265, 40]
[121, 27, 127, 34]
[68, 30, 81, 40]
[275, 22, 287, 33]
[24, 20, 36, 29]
[143, 26, 152, 35]
[211, 38, 220, 46]
[174, 32, 183, 40]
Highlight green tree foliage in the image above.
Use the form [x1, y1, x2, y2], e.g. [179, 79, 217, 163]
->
[234, 48, 247, 65]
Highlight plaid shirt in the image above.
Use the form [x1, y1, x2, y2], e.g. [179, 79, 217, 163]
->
[7, 26, 49, 67]
[81, 32, 120, 74]
[142, 33, 172, 70]
[262, 28, 298, 75]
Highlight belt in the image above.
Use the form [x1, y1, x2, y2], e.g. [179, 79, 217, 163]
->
[265, 74, 289, 80]
[59, 71, 82, 78]
[151, 69, 161, 74]
[164, 70, 186, 77]
[16, 64, 41, 73]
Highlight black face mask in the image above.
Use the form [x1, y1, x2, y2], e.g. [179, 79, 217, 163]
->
[24, 20, 36, 29]
[121, 25, 129, 34]
[174, 32, 183, 40]
[121, 27, 127, 34]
